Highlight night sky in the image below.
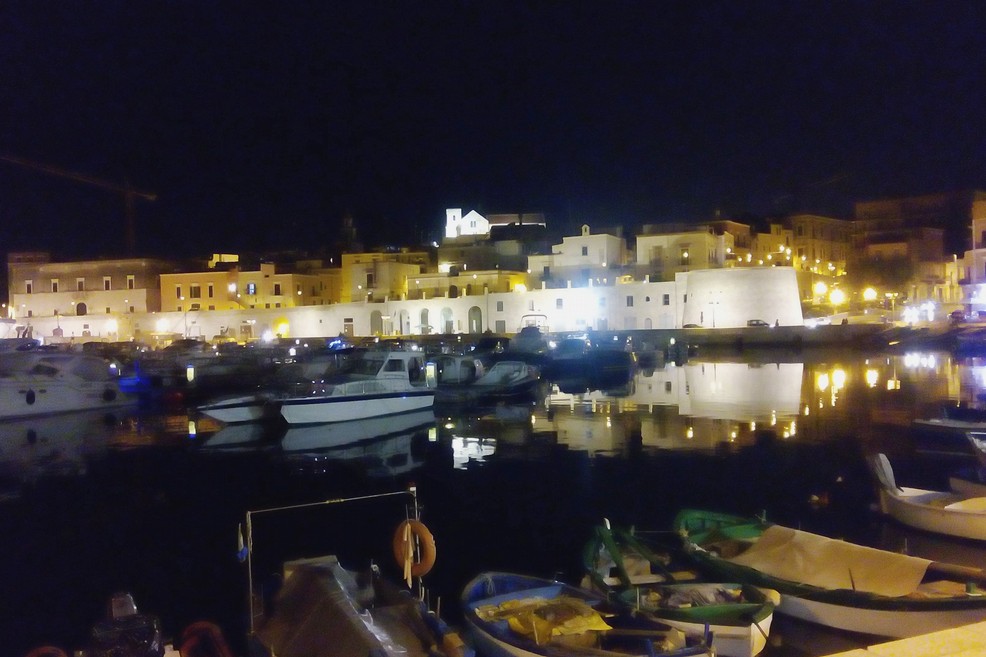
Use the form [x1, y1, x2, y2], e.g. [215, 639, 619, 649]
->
[1, 1, 985, 260]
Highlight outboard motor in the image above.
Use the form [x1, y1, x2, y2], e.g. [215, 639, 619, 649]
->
[89, 592, 164, 657]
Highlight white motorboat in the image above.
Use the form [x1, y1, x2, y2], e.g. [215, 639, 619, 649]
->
[0, 351, 135, 420]
[197, 393, 279, 424]
[279, 350, 435, 425]
[872, 453, 986, 542]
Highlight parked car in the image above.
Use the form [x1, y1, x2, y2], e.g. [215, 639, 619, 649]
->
[747, 319, 770, 327]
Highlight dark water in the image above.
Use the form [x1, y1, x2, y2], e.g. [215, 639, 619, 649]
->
[3, 347, 986, 657]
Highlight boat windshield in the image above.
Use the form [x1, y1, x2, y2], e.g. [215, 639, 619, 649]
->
[352, 355, 387, 376]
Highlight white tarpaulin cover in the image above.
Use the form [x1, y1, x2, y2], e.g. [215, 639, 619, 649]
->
[726, 525, 931, 597]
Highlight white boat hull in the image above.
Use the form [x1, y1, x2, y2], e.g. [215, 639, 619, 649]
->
[197, 395, 273, 424]
[777, 593, 986, 638]
[0, 378, 133, 420]
[873, 453, 986, 541]
[878, 487, 986, 542]
[660, 615, 770, 657]
[280, 389, 435, 425]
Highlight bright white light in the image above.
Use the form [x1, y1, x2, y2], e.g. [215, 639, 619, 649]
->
[228, 283, 236, 293]
[829, 289, 846, 306]
[863, 287, 877, 301]
[514, 284, 527, 293]
[155, 318, 168, 332]
[262, 330, 275, 343]
[106, 318, 118, 333]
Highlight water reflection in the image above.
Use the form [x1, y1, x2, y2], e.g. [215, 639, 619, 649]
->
[0, 409, 120, 501]
[280, 409, 436, 478]
[12, 349, 986, 656]
[507, 351, 981, 457]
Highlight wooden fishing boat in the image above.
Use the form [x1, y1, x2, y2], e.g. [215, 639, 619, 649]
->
[582, 522, 776, 657]
[871, 452, 986, 542]
[460, 571, 712, 657]
[252, 555, 468, 657]
[673, 508, 986, 637]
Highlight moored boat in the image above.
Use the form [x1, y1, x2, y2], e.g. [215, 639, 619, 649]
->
[871, 452, 986, 542]
[0, 351, 135, 420]
[435, 360, 543, 407]
[252, 555, 468, 657]
[460, 571, 712, 657]
[279, 350, 435, 425]
[673, 508, 986, 638]
[582, 522, 776, 657]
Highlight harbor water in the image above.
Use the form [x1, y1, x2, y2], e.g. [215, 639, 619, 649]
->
[3, 346, 986, 656]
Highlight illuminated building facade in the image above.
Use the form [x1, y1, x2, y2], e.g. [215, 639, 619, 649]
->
[635, 225, 733, 280]
[527, 224, 630, 288]
[340, 250, 430, 303]
[7, 252, 174, 339]
[160, 261, 329, 312]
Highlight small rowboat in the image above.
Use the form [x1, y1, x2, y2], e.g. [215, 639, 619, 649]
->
[673, 508, 986, 638]
[461, 571, 712, 657]
[582, 522, 776, 657]
[871, 452, 986, 542]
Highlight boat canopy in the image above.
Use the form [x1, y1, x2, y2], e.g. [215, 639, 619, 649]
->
[726, 525, 931, 597]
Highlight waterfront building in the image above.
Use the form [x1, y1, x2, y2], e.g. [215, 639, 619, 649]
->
[527, 224, 631, 289]
[635, 223, 734, 281]
[787, 213, 852, 276]
[7, 252, 176, 340]
[957, 194, 986, 312]
[339, 249, 430, 303]
[159, 258, 331, 313]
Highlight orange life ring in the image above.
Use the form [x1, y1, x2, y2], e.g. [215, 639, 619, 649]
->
[23, 647, 69, 657]
[179, 620, 236, 657]
[392, 518, 437, 578]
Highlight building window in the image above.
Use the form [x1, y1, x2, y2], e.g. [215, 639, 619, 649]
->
[662, 293, 670, 306]
[599, 297, 606, 307]
[208, 283, 214, 298]
[665, 381, 672, 393]
[190, 284, 201, 299]
[208, 305, 215, 311]
[129, 306, 135, 313]
[496, 301, 504, 312]
[556, 298, 563, 309]
[683, 294, 688, 303]
[190, 303, 200, 310]
[104, 276, 112, 291]
[76, 278, 85, 291]
[581, 246, 588, 256]
[105, 307, 111, 314]
[274, 283, 282, 296]
[626, 296, 634, 307]
[366, 273, 375, 289]
[246, 282, 257, 295]
[25, 281, 32, 294]
[51, 279, 59, 293]
[127, 275, 135, 290]
[27, 310, 32, 317]
[176, 285, 182, 299]
[679, 249, 690, 265]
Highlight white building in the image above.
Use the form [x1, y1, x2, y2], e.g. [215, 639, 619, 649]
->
[444, 208, 490, 239]
[14, 266, 804, 342]
[527, 225, 629, 289]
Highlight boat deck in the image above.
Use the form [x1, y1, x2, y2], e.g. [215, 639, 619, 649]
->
[824, 620, 986, 656]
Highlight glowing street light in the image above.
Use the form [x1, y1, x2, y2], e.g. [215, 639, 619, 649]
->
[863, 287, 877, 302]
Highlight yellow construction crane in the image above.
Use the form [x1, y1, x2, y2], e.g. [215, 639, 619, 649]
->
[0, 153, 157, 255]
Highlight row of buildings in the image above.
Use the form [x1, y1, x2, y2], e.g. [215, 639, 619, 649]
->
[4, 190, 984, 344]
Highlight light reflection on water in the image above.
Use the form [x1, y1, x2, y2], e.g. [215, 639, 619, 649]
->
[4, 348, 986, 657]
